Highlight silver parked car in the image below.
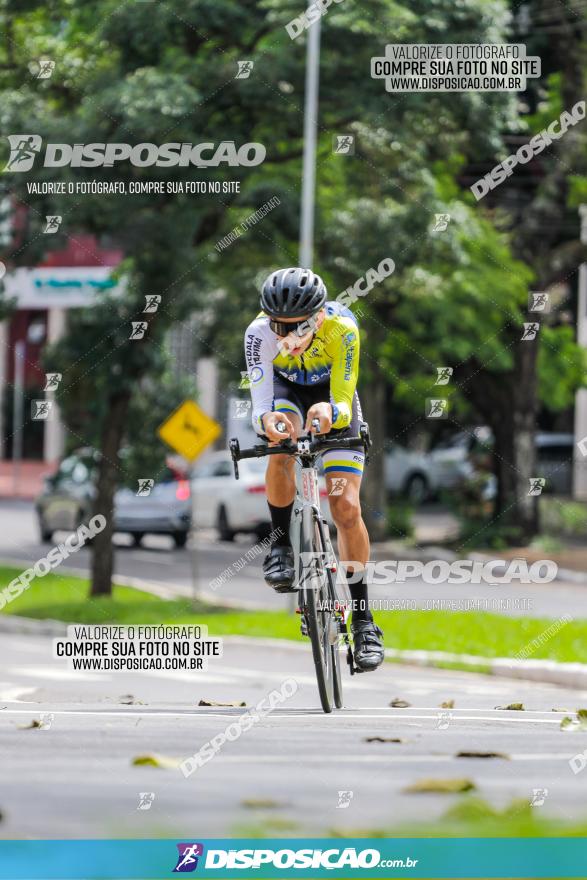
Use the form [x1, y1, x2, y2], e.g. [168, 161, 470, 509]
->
[36, 448, 192, 548]
[427, 429, 574, 496]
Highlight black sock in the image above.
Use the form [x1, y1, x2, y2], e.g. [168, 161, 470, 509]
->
[268, 502, 293, 547]
[346, 569, 372, 621]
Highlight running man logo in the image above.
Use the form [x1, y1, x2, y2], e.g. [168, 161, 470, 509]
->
[39, 712, 54, 729]
[143, 295, 161, 313]
[522, 322, 540, 341]
[173, 843, 204, 873]
[44, 373, 62, 391]
[435, 367, 453, 386]
[4, 135, 42, 172]
[528, 477, 546, 496]
[31, 400, 52, 421]
[130, 321, 148, 340]
[36, 59, 55, 79]
[426, 398, 448, 419]
[432, 213, 451, 232]
[529, 292, 550, 313]
[44, 215, 62, 234]
[333, 134, 355, 155]
[337, 790, 354, 808]
[136, 479, 155, 497]
[436, 711, 453, 730]
[233, 400, 251, 419]
[530, 788, 548, 806]
[137, 792, 155, 810]
[236, 60, 254, 79]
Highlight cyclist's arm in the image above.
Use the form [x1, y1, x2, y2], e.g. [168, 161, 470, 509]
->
[244, 319, 277, 434]
[325, 318, 360, 430]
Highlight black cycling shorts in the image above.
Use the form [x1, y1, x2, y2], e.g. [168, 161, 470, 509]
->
[272, 374, 365, 477]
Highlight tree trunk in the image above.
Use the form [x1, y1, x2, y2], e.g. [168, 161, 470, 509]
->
[488, 333, 539, 541]
[90, 390, 131, 597]
[360, 373, 387, 541]
[459, 332, 539, 544]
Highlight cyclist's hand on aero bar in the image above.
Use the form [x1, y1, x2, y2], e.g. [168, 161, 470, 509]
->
[262, 411, 296, 445]
[305, 403, 333, 435]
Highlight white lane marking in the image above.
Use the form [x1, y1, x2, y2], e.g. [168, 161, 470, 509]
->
[0, 709, 569, 724]
[171, 753, 575, 764]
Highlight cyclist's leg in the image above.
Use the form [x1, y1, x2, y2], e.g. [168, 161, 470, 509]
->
[263, 379, 304, 591]
[323, 394, 384, 671]
[325, 470, 369, 574]
[322, 390, 368, 579]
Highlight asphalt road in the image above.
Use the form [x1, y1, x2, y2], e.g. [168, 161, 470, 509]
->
[1, 631, 587, 838]
[1, 500, 587, 618]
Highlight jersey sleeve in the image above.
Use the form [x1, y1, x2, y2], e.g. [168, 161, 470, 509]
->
[244, 318, 278, 433]
[324, 317, 360, 429]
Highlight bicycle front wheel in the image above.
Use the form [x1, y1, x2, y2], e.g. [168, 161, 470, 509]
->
[301, 509, 337, 713]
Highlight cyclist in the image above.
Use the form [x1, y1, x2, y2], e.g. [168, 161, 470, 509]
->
[243, 266, 384, 672]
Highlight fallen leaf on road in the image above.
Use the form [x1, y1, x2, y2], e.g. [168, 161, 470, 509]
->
[241, 799, 285, 809]
[131, 753, 181, 769]
[552, 708, 570, 713]
[364, 737, 406, 743]
[456, 751, 509, 759]
[440, 700, 455, 709]
[577, 708, 587, 720]
[199, 700, 247, 707]
[119, 694, 145, 705]
[17, 719, 43, 729]
[390, 698, 411, 708]
[404, 778, 476, 794]
[495, 703, 524, 711]
[560, 715, 587, 731]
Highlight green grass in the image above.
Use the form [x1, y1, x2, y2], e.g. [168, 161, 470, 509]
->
[1, 566, 586, 663]
[231, 798, 587, 842]
[330, 797, 587, 838]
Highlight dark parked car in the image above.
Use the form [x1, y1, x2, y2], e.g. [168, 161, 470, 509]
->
[35, 448, 191, 548]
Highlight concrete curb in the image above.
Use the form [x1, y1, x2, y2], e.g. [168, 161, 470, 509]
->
[0, 614, 67, 636]
[2, 616, 587, 689]
[385, 648, 587, 690]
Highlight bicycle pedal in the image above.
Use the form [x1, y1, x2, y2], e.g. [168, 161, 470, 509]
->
[346, 646, 357, 675]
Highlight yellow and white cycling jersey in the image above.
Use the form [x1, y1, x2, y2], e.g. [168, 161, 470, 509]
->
[243, 301, 360, 432]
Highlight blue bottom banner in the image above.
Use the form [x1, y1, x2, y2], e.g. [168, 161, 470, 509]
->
[0, 838, 586, 879]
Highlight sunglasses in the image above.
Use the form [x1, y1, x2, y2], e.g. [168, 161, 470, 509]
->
[269, 316, 316, 338]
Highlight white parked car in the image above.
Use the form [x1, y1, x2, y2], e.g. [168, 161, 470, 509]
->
[426, 429, 492, 490]
[191, 451, 333, 541]
[384, 441, 436, 503]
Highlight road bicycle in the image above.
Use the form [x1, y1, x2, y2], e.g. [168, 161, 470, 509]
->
[229, 420, 371, 713]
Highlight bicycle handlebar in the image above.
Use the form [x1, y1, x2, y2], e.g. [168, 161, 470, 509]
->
[229, 422, 371, 480]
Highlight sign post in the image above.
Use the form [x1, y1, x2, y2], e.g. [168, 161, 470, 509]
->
[157, 400, 221, 601]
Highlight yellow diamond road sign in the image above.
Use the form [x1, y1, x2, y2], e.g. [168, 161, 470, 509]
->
[157, 400, 221, 462]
